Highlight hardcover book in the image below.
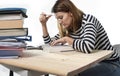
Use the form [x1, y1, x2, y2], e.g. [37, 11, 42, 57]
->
[0, 19, 24, 28]
[0, 46, 24, 58]
[0, 28, 28, 37]
[0, 8, 28, 18]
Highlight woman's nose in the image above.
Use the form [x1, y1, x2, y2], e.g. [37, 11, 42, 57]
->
[58, 19, 62, 24]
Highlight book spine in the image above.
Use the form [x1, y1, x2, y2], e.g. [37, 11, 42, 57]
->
[0, 50, 23, 56]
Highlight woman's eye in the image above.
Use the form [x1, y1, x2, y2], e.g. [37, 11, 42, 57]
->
[59, 16, 63, 19]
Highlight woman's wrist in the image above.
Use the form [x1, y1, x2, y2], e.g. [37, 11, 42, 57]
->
[41, 23, 47, 27]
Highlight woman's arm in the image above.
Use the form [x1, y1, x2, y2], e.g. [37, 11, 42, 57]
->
[39, 12, 52, 37]
[73, 23, 97, 53]
[43, 34, 60, 44]
[50, 23, 97, 53]
[39, 12, 53, 44]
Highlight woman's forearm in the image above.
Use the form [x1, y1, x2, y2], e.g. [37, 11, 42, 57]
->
[42, 24, 49, 37]
[39, 12, 52, 37]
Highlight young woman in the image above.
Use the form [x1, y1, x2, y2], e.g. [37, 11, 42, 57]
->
[39, 0, 120, 76]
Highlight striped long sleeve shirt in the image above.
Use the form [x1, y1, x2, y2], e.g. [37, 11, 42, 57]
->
[43, 14, 119, 60]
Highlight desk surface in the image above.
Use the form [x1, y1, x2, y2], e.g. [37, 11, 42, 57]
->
[0, 50, 113, 76]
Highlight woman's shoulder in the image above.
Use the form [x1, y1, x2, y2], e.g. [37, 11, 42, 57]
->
[82, 13, 102, 29]
[82, 13, 98, 23]
[83, 13, 95, 19]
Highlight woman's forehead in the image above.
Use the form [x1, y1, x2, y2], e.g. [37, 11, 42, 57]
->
[55, 12, 68, 16]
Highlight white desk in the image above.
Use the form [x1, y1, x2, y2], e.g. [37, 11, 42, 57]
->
[0, 50, 113, 76]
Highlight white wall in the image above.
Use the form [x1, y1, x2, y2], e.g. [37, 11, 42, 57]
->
[0, 1, 120, 75]
[0, 0, 120, 46]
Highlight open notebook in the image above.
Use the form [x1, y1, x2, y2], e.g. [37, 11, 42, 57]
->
[42, 44, 74, 52]
[26, 44, 74, 53]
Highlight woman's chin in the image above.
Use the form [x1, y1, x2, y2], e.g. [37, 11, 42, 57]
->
[63, 26, 69, 29]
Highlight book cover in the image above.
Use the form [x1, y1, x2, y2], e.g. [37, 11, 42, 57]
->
[0, 8, 28, 18]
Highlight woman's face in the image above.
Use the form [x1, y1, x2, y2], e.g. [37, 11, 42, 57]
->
[55, 12, 73, 29]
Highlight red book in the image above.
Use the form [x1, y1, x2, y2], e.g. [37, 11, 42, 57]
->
[0, 46, 24, 56]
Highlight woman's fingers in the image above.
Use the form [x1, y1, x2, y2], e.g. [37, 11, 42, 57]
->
[46, 15, 52, 20]
[50, 38, 66, 46]
[50, 40, 58, 46]
[39, 13, 52, 24]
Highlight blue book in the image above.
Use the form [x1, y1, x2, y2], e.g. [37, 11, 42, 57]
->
[0, 36, 32, 41]
[11, 36, 32, 41]
[0, 7, 28, 18]
[0, 50, 23, 56]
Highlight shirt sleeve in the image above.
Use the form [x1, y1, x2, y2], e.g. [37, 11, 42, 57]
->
[43, 34, 60, 44]
[72, 23, 97, 53]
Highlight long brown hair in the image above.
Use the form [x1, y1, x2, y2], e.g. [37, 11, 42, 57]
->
[52, 0, 84, 38]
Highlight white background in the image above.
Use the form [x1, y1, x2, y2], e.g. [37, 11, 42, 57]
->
[0, 0, 120, 46]
[0, 0, 120, 75]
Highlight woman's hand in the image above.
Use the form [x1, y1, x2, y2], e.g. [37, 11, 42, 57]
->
[39, 12, 52, 37]
[39, 12, 52, 25]
[51, 36, 74, 46]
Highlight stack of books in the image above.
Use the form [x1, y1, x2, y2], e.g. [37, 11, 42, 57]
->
[0, 7, 31, 58]
[0, 8, 27, 28]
